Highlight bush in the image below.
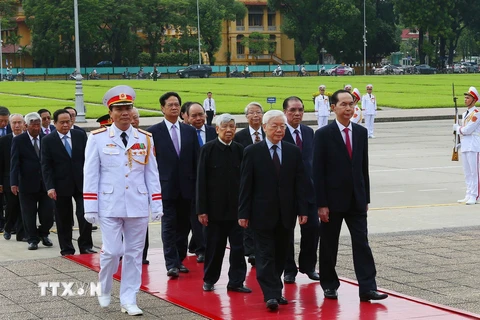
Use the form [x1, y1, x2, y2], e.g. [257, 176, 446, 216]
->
[137, 52, 151, 66]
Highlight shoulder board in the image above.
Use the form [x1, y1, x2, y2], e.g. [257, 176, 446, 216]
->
[91, 127, 107, 135]
[137, 128, 152, 137]
[475, 109, 478, 113]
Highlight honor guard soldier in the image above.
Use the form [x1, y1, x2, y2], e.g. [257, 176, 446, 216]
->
[453, 86, 480, 205]
[350, 88, 362, 124]
[314, 85, 330, 128]
[362, 84, 377, 138]
[96, 114, 112, 127]
[83, 85, 163, 316]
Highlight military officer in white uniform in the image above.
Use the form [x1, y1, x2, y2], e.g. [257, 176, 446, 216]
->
[314, 85, 330, 128]
[344, 84, 352, 93]
[362, 84, 377, 138]
[83, 85, 163, 316]
[453, 86, 480, 205]
[350, 88, 363, 124]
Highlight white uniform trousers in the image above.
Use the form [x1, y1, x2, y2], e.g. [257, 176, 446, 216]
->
[461, 151, 480, 200]
[317, 116, 329, 129]
[364, 115, 375, 137]
[99, 216, 149, 305]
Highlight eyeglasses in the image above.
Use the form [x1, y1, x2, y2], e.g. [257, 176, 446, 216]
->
[247, 111, 263, 116]
[268, 124, 286, 130]
[366, 88, 373, 90]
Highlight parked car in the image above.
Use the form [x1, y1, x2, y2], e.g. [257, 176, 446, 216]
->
[446, 64, 463, 74]
[413, 64, 437, 74]
[176, 64, 212, 78]
[373, 65, 404, 75]
[327, 65, 355, 76]
[461, 62, 478, 73]
[96, 61, 113, 67]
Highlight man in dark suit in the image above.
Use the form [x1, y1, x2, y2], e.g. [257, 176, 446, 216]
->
[313, 89, 387, 302]
[10, 112, 54, 250]
[282, 96, 320, 284]
[186, 102, 217, 262]
[38, 109, 56, 135]
[197, 114, 250, 293]
[0, 106, 11, 233]
[41, 109, 95, 256]
[233, 102, 265, 266]
[147, 92, 199, 277]
[0, 113, 25, 241]
[239, 110, 307, 311]
[64, 107, 87, 135]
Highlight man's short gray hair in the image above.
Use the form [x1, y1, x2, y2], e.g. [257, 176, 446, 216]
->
[132, 107, 140, 116]
[24, 112, 41, 124]
[244, 102, 264, 115]
[262, 110, 286, 125]
[9, 113, 24, 122]
[215, 113, 236, 126]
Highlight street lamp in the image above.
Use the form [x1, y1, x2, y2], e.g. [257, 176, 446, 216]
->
[73, 0, 86, 122]
[363, 0, 367, 75]
[0, 18, 3, 81]
[196, 0, 202, 64]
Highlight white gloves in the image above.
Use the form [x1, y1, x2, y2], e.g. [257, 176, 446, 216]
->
[85, 212, 99, 225]
[151, 212, 163, 222]
[453, 124, 460, 132]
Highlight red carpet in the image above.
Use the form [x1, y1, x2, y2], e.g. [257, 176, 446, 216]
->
[66, 249, 480, 319]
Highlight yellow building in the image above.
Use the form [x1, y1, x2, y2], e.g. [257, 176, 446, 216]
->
[215, 0, 295, 65]
[1, 3, 33, 68]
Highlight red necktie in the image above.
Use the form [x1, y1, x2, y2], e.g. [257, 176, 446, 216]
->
[343, 127, 352, 159]
[294, 129, 303, 151]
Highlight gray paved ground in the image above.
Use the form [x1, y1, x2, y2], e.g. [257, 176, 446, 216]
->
[1, 115, 480, 318]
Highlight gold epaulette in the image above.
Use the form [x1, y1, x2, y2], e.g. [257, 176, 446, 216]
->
[91, 127, 107, 135]
[137, 128, 152, 137]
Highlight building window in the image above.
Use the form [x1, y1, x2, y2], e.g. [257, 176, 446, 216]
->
[268, 12, 276, 26]
[237, 35, 245, 55]
[269, 34, 277, 54]
[236, 14, 245, 31]
[248, 7, 263, 27]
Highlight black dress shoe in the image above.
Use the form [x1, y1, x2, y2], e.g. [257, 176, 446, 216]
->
[266, 299, 278, 311]
[227, 285, 252, 293]
[179, 265, 189, 273]
[17, 237, 28, 242]
[142, 259, 150, 265]
[10, 229, 16, 234]
[61, 252, 75, 256]
[3, 231, 11, 240]
[92, 226, 98, 231]
[80, 248, 97, 254]
[304, 271, 320, 281]
[28, 243, 38, 250]
[41, 236, 53, 247]
[277, 296, 288, 305]
[284, 274, 296, 284]
[203, 283, 215, 291]
[247, 255, 255, 266]
[324, 288, 338, 299]
[167, 268, 179, 278]
[360, 290, 388, 301]
[196, 254, 205, 263]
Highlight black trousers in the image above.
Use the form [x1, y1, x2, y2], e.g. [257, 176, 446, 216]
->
[0, 192, 4, 228]
[204, 220, 246, 287]
[19, 191, 54, 244]
[143, 227, 149, 261]
[243, 226, 255, 257]
[319, 202, 377, 294]
[206, 110, 214, 126]
[4, 190, 25, 240]
[55, 191, 93, 255]
[284, 202, 319, 276]
[161, 197, 192, 270]
[254, 221, 291, 301]
[189, 210, 205, 255]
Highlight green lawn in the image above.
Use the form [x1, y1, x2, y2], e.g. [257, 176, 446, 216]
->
[0, 74, 478, 118]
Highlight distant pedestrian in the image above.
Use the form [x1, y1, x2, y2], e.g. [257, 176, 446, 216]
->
[361, 84, 377, 138]
[203, 92, 216, 126]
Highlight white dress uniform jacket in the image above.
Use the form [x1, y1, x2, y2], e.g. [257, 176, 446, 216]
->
[459, 107, 480, 152]
[350, 105, 363, 124]
[83, 125, 163, 217]
[314, 94, 330, 117]
[361, 93, 377, 115]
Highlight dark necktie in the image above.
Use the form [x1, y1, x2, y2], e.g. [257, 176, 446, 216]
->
[271, 145, 281, 176]
[33, 137, 40, 157]
[197, 129, 204, 147]
[121, 132, 128, 147]
[0, 127, 5, 136]
[343, 128, 352, 159]
[369, 94, 371, 98]
[465, 110, 470, 118]
[294, 129, 302, 151]
[254, 131, 260, 143]
[45, 127, 50, 135]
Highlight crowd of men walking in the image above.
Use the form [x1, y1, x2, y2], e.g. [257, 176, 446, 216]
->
[0, 84, 389, 316]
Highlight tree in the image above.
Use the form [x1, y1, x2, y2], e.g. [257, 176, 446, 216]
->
[241, 32, 270, 59]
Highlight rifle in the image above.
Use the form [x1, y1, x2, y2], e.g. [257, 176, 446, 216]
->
[452, 83, 459, 161]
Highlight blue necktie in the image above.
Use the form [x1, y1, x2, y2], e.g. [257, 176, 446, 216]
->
[197, 129, 204, 147]
[63, 135, 72, 157]
[1, 127, 5, 136]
